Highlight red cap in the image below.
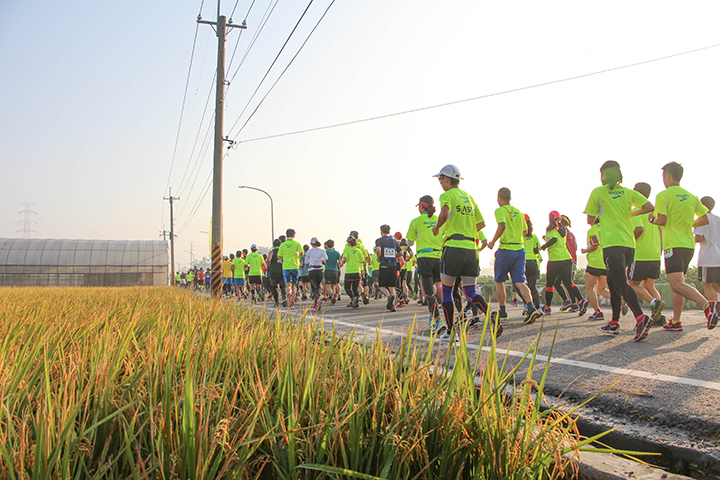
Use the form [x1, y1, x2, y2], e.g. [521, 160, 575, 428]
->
[394, 232, 403, 239]
[524, 213, 530, 221]
[549, 210, 560, 220]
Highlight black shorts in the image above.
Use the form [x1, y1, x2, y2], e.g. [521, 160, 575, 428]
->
[699, 266, 720, 284]
[345, 272, 361, 282]
[586, 266, 607, 277]
[664, 247, 694, 275]
[525, 259, 539, 280]
[417, 257, 441, 283]
[300, 275, 310, 283]
[378, 266, 397, 287]
[248, 275, 262, 285]
[441, 246, 479, 278]
[628, 260, 660, 281]
[324, 270, 339, 284]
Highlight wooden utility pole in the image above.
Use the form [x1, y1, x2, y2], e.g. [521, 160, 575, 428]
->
[198, 13, 246, 298]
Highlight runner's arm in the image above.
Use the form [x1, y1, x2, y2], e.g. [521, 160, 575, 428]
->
[433, 205, 450, 235]
[487, 223, 505, 250]
[694, 214, 709, 228]
[634, 226, 644, 239]
[632, 201, 653, 216]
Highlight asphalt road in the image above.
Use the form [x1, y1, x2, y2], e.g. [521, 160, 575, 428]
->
[251, 294, 720, 451]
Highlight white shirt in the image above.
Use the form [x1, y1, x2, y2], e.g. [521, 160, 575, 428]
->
[304, 247, 328, 270]
[694, 212, 720, 267]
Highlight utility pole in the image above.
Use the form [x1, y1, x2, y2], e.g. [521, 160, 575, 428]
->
[198, 12, 246, 298]
[164, 188, 179, 285]
[186, 242, 195, 266]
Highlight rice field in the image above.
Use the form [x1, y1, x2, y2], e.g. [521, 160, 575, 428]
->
[0, 287, 594, 479]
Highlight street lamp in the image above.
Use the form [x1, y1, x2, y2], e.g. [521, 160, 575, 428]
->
[238, 185, 274, 246]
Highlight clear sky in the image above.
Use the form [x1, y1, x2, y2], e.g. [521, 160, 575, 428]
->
[1, 0, 719, 271]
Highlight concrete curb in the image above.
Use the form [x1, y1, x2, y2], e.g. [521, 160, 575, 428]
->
[577, 450, 692, 479]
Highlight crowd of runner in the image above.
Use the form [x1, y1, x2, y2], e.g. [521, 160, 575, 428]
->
[175, 161, 720, 344]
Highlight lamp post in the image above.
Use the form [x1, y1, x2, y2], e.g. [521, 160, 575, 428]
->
[238, 185, 274, 246]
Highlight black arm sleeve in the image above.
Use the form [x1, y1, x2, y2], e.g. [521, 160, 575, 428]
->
[540, 237, 558, 250]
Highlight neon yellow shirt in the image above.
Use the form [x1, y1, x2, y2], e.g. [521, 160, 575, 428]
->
[406, 213, 443, 259]
[246, 251, 265, 276]
[231, 257, 246, 279]
[278, 239, 303, 270]
[494, 205, 527, 251]
[586, 224, 604, 270]
[370, 253, 380, 271]
[546, 229, 571, 262]
[585, 185, 649, 249]
[631, 213, 661, 261]
[439, 187, 484, 250]
[222, 260, 232, 278]
[654, 186, 709, 249]
[342, 245, 365, 274]
[406, 255, 416, 271]
[524, 234, 542, 263]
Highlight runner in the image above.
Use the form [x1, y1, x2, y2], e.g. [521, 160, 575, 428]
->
[222, 255, 233, 296]
[246, 244, 265, 302]
[349, 231, 371, 305]
[650, 162, 718, 330]
[231, 250, 247, 300]
[628, 182, 665, 323]
[374, 225, 402, 312]
[486, 187, 540, 324]
[266, 239, 285, 307]
[299, 244, 311, 301]
[340, 236, 365, 308]
[556, 215, 578, 312]
[522, 215, 542, 310]
[204, 267, 211, 291]
[431, 165, 499, 341]
[277, 228, 303, 309]
[695, 196, 720, 304]
[584, 160, 655, 341]
[580, 217, 611, 320]
[369, 250, 380, 299]
[539, 211, 587, 317]
[304, 237, 328, 311]
[323, 239, 341, 304]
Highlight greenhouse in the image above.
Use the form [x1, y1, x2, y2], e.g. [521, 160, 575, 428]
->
[0, 238, 169, 287]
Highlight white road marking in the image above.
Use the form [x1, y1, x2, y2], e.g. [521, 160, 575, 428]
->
[326, 318, 720, 392]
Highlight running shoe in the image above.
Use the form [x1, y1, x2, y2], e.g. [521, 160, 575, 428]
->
[362, 293, 369, 305]
[542, 305, 552, 316]
[524, 307, 540, 325]
[600, 322, 619, 335]
[510, 299, 519, 306]
[649, 299, 666, 323]
[282, 299, 287, 308]
[498, 310, 508, 321]
[397, 300, 407, 308]
[621, 300, 629, 316]
[417, 298, 424, 305]
[468, 315, 482, 327]
[331, 293, 337, 305]
[559, 300, 572, 312]
[491, 317, 504, 338]
[431, 319, 446, 335]
[287, 294, 294, 309]
[577, 299, 589, 316]
[656, 314, 668, 327]
[663, 320, 683, 331]
[587, 311, 604, 321]
[302, 295, 308, 301]
[705, 301, 720, 330]
[386, 295, 395, 311]
[441, 331, 459, 343]
[633, 314, 653, 342]
[567, 304, 579, 313]
[352, 297, 359, 309]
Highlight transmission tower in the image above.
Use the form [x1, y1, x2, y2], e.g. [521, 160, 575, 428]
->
[17, 203, 38, 238]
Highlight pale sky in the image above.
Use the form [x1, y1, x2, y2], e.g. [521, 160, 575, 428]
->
[1, 0, 719, 271]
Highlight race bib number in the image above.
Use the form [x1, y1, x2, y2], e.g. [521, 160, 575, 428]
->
[663, 249, 673, 259]
[383, 247, 396, 259]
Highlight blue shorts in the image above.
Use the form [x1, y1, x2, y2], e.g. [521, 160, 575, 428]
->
[283, 269, 300, 284]
[233, 277, 246, 286]
[224, 277, 232, 285]
[494, 249, 526, 284]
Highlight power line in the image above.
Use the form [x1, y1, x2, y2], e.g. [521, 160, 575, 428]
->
[226, 0, 316, 138]
[230, 0, 336, 140]
[227, 0, 280, 86]
[176, 169, 214, 235]
[233, 42, 720, 145]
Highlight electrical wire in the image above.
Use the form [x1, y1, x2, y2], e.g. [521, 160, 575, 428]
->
[234, 42, 720, 145]
[226, 0, 315, 138]
[227, 0, 281, 86]
[230, 0, 335, 140]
